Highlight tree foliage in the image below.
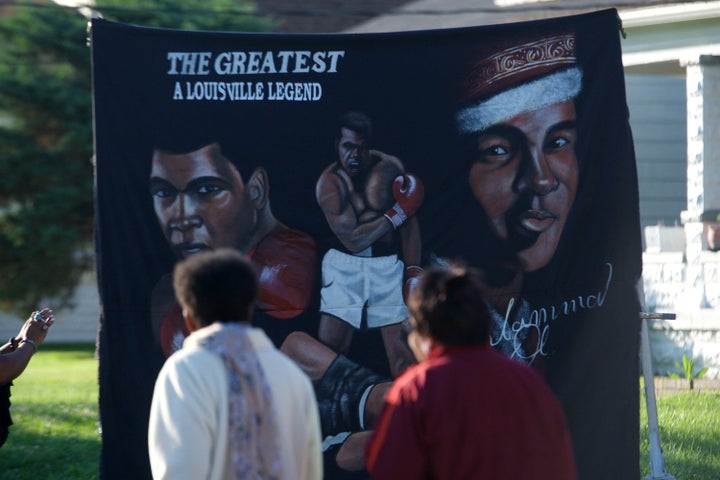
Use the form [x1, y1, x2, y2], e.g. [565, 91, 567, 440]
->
[0, 0, 271, 313]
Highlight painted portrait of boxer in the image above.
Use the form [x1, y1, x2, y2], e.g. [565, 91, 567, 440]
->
[149, 140, 317, 356]
[148, 135, 394, 477]
[453, 31, 582, 366]
[277, 111, 424, 477]
[314, 111, 423, 379]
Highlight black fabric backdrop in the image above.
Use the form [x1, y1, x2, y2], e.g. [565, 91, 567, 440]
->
[91, 9, 643, 479]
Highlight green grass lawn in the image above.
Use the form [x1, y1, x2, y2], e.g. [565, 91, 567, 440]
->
[0, 343, 718, 479]
[0, 343, 100, 479]
[640, 389, 720, 479]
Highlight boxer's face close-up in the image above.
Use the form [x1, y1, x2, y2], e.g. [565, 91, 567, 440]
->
[150, 142, 257, 258]
[336, 127, 370, 176]
[468, 100, 578, 272]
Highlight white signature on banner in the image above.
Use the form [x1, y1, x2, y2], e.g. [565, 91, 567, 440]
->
[491, 262, 614, 363]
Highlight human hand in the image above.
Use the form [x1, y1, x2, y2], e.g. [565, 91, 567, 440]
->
[18, 307, 54, 347]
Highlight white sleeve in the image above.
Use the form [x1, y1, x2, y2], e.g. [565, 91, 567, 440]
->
[304, 381, 323, 480]
[148, 350, 227, 480]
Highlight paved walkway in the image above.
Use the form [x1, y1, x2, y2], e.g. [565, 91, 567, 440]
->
[651, 377, 720, 397]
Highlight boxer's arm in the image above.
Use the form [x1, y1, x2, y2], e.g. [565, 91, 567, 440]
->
[280, 331, 338, 382]
[381, 323, 416, 379]
[384, 216, 421, 379]
[316, 170, 394, 253]
[400, 215, 421, 267]
[400, 214, 423, 303]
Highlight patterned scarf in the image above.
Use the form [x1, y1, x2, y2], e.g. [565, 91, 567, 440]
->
[184, 322, 283, 479]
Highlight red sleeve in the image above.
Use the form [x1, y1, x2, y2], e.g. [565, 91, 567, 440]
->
[365, 379, 429, 479]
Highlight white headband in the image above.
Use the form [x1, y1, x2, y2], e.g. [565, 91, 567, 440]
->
[456, 66, 583, 134]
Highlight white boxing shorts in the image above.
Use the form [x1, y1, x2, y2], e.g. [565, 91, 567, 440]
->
[320, 248, 407, 329]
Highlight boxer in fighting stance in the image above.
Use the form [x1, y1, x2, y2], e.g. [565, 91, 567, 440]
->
[285, 112, 422, 475]
[315, 111, 424, 378]
[149, 141, 317, 355]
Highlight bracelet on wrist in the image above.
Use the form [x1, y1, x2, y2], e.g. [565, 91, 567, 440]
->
[21, 338, 38, 353]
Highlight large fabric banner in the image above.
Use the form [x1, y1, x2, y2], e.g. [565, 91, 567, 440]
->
[92, 9, 642, 479]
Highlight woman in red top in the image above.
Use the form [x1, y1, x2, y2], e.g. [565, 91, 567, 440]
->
[366, 263, 577, 480]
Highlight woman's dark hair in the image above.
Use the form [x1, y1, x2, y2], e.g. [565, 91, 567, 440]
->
[173, 248, 259, 328]
[407, 262, 491, 346]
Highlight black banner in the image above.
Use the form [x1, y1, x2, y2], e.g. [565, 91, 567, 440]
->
[92, 9, 642, 479]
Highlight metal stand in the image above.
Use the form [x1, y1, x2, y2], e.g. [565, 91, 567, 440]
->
[640, 312, 677, 480]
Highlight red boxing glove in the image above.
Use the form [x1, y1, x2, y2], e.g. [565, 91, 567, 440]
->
[159, 303, 189, 358]
[251, 226, 318, 319]
[403, 265, 424, 303]
[384, 173, 425, 230]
